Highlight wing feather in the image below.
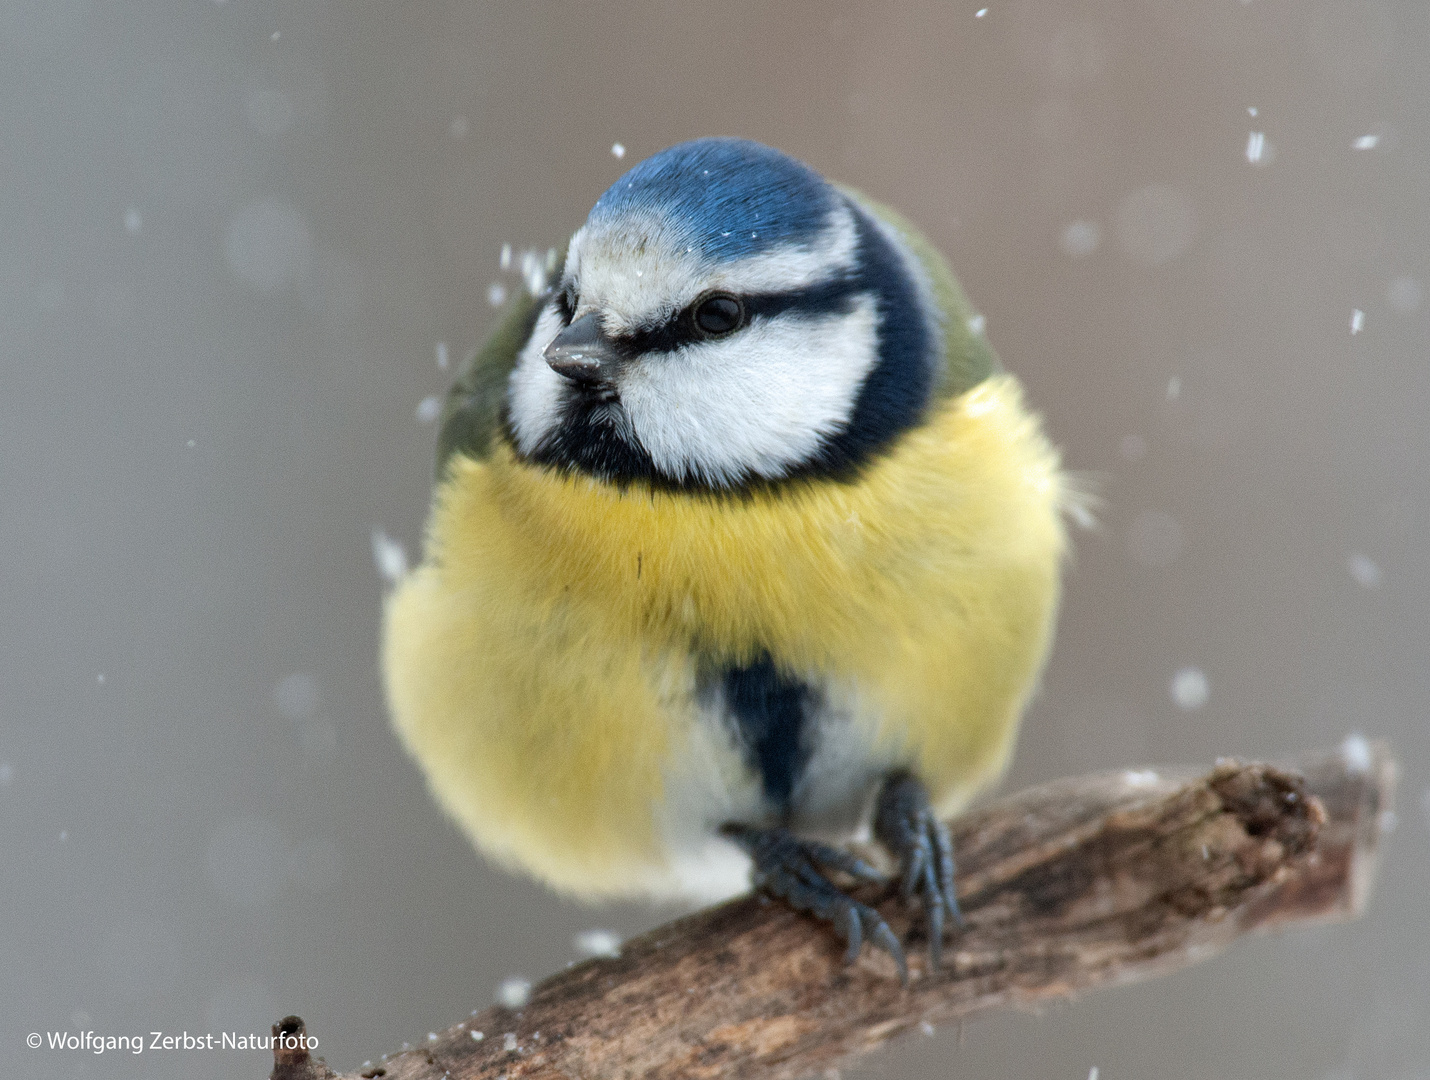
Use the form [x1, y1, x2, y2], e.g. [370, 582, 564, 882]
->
[436, 272, 552, 474]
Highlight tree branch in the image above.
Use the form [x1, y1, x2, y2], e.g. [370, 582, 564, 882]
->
[271, 740, 1394, 1080]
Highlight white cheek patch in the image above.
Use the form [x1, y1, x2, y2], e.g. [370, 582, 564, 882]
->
[617, 295, 880, 485]
[568, 203, 859, 334]
[506, 302, 569, 455]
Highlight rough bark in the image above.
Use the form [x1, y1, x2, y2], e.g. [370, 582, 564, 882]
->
[271, 740, 1394, 1080]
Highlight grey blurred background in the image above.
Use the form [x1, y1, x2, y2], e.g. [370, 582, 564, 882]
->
[2, 1, 1426, 1077]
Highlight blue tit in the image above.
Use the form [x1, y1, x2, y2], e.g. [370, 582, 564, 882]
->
[383, 137, 1070, 978]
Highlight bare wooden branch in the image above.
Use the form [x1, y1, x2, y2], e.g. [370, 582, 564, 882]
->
[273, 741, 1393, 1080]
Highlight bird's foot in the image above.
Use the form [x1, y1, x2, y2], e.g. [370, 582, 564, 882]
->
[721, 823, 907, 984]
[874, 772, 964, 970]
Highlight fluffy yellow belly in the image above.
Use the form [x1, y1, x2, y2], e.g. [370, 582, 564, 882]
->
[382, 374, 1067, 900]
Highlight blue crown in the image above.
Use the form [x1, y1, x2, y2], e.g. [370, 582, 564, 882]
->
[588, 138, 835, 262]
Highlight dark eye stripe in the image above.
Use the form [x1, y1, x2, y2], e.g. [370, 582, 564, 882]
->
[616, 272, 863, 356]
[743, 273, 862, 321]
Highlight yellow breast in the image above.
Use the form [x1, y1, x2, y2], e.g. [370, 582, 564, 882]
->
[382, 374, 1067, 899]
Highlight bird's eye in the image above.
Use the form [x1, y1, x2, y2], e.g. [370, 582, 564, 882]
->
[556, 289, 577, 324]
[692, 293, 744, 338]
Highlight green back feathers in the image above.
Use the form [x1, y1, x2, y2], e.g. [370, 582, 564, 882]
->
[845, 189, 1000, 401]
[436, 284, 545, 476]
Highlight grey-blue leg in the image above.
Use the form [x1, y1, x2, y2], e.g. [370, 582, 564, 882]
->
[874, 771, 965, 970]
[721, 823, 908, 984]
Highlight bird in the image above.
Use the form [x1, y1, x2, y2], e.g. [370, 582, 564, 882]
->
[382, 137, 1071, 981]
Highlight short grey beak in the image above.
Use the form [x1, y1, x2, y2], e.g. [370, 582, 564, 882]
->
[543, 312, 621, 385]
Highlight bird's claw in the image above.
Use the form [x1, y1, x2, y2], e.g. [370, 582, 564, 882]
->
[875, 773, 964, 971]
[722, 824, 908, 984]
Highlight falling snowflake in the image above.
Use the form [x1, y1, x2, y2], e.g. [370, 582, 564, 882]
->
[573, 929, 622, 959]
[496, 977, 531, 1009]
[371, 530, 409, 585]
[1170, 667, 1209, 711]
[1347, 552, 1382, 589]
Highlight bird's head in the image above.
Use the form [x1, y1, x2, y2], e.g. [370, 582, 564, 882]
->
[507, 138, 943, 491]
